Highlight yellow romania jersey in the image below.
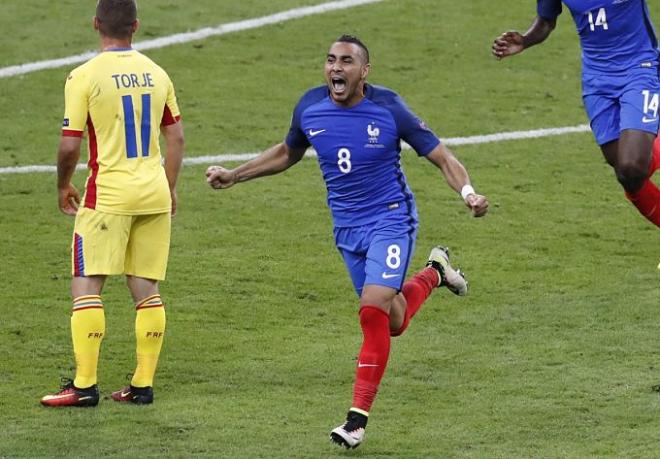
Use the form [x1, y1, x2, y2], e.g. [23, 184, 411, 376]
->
[62, 48, 181, 215]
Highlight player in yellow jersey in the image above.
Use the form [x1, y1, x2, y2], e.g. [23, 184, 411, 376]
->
[41, 0, 184, 407]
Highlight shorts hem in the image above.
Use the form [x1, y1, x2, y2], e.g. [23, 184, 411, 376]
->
[125, 271, 166, 281]
[362, 280, 404, 291]
[71, 270, 123, 278]
[595, 134, 620, 146]
[620, 125, 659, 137]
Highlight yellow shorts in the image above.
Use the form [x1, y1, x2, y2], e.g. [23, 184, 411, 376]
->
[71, 208, 171, 280]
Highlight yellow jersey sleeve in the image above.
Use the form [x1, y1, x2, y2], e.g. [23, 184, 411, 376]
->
[62, 69, 89, 137]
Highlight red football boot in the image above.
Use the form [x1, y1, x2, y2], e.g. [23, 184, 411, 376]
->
[111, 385, 153, 405]
[41, 378, 99, 407]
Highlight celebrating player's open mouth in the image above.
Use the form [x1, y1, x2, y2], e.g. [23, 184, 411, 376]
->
[327, 73, 354, 104]
[331, 76, 347, 96]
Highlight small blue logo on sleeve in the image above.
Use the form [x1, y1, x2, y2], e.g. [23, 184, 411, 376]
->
[63, 118, 70, 127]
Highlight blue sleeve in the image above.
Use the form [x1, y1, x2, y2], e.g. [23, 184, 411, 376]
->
[285, 97, 310, 150]
[388, 94, 440, 156]
[537, 0, 562, 20]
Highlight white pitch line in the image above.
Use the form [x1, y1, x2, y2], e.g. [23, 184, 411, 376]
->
[442, 124, 590, 146]
[0, 0, 384, 79]
[0, 124, 591, 175]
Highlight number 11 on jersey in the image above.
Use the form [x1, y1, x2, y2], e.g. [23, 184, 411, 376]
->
[121, 93, 151, 158]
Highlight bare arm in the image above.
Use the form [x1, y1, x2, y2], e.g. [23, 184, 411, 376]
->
[206, 142, 307, 189]
[161, 121, 185, 216]
[424, 143, 489, 217]
[56, 136, 83, 216]
[492, 16, 557, 59]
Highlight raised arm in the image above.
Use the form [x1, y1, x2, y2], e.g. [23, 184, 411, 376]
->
[492, 15, 557, 60]
[206, 142, 307, 190]
[424, 143, 489, 217]
[161, 121, 185, 216]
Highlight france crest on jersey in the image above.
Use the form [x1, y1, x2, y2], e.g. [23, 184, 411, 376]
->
[285, 84, 440, 228]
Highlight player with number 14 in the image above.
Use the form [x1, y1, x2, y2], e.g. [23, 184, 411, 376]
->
[493, 0, 660, 228]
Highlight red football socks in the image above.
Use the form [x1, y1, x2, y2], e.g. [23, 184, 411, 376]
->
[392, 267, 439, 336]
[351, 306, 391, 413]
[626, 179, 660, 228]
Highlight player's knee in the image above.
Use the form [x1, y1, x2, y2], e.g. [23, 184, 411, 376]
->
[616, 160, 647, 192]
[389, 314, 409, 337]
[359, 290, 395, 311]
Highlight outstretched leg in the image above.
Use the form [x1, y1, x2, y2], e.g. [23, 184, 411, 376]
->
[391, 247, 467, 337]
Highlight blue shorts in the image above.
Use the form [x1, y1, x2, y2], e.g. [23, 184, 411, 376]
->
[334, 214, 418, 297]
[582, 66, 660, 146]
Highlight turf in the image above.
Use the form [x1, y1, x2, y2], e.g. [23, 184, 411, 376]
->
[1, 0, 660, 457]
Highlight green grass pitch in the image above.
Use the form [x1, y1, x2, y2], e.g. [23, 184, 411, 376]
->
[1, 0, 660, 457]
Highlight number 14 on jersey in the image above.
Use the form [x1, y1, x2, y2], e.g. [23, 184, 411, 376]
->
[588, 8, 608, 31]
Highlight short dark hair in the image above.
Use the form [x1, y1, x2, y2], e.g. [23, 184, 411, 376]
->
[336, 34, 370, 63]
[96, 0, 137, 39]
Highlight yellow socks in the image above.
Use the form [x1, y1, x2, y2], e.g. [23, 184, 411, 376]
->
[71, 295, 105, 389]
[131, 294, 166, 388]
[70, 294, 165, 389]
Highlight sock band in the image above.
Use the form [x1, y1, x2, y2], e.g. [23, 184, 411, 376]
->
[136, 294, 164, 310]
[72, 295, 103, 312]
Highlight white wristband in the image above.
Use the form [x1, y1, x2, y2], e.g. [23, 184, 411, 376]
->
[460, 184, 476, 201]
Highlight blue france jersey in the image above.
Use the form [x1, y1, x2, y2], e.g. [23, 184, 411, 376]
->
[285, 84, 440, 228]
[537, 0, 660, 73]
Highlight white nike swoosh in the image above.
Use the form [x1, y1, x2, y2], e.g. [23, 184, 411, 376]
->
[358, 363, 379, 368]
[308, 129, 326, 137]
[381, 273, 400, 279]
[120, 391, 132, 398]
[643, 117, 658, 123]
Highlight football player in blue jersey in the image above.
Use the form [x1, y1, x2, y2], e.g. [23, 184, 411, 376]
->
[207, 35, 488, 449]
[492, 0, 660, 228]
